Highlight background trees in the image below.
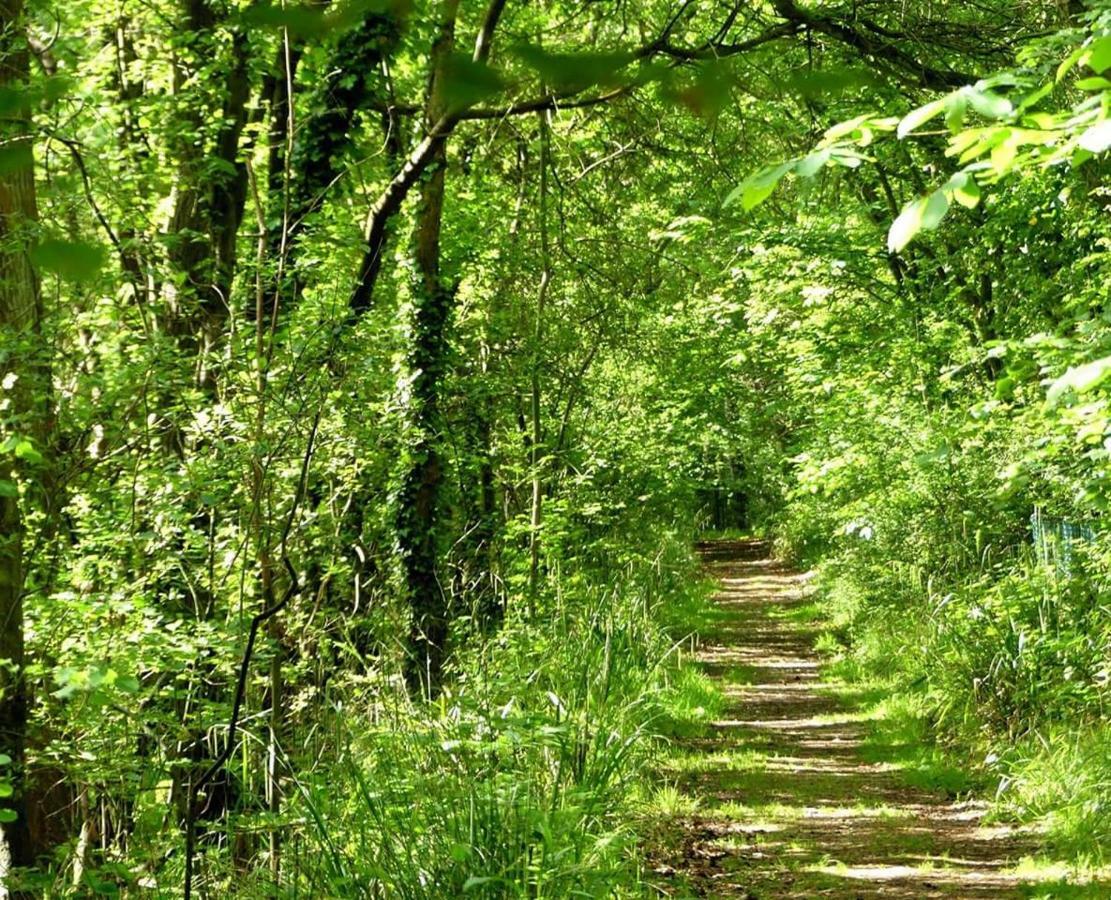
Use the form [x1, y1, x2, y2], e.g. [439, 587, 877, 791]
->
[1, 0, 1111, 893]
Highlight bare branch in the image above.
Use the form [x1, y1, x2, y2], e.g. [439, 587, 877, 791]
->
[771, 0, 975, 89]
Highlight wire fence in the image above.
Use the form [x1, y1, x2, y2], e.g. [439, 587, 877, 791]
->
[1031, 507, 1097, 577]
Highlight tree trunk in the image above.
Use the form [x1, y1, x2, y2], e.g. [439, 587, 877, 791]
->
[0, 0, 42, 880]
[398, 0, 459, 696]
[165, 4, 251, 390]
[527, 109, 552, 604]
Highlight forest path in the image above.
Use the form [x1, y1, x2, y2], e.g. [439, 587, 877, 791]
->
[652, 539, 1053, 899]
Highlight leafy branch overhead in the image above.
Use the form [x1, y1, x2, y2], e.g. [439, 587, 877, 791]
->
[732, 22, 1111, 253]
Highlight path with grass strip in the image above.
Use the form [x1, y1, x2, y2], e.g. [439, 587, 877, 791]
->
[652, 539, 1058, 898]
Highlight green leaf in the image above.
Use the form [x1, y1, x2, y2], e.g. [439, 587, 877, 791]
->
[0, 809, 16, 823]
[672, 60, 733, 119]
[888, 197, 926, 253]
[243, 1, 330, 35]
[1058, 44, 1088, 82]
[966, 89, 1013, 120]
[463, 876, 498, 891]
[784, 66, 875, 99]
[514, 45, 632, 92]
[13, 439, 42, 466]
[724, 161, 794, 211]
[897, 98, 947, 138]
[31, 238, 105, 282]
[241, 0, 393, 37]
[795, 147, 832, 178]
[945, 95, 968, 133]
[0, 754, 11, 767]
[0, 480, 16, 498]
[42, 75, 74, 106]
[1075, 77, 1111, 90]
[1047, 356, 1111, 406]
[920, 189, 949, 231]
[439, 55, 505, 114]
[1086, 35, 1111, 74]
[1016, 83, 1054, 114]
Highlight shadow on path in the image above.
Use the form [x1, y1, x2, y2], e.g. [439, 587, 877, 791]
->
[650, 539, 1109, 899]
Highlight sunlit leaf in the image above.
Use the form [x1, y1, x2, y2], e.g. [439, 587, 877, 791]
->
[1047, 356, 1111, 406]
[990, 138, 1017, 174]
[1086, 35, 1111, 74]
[947, 172, 981, 209]
[830, 149, 866, 168]
[897, 98, 947, 138]
[1078, 119, 1111, 153]
[966, 89, 1013, 120]
[888, 197, 926, 253]
[823, 113, 872, 141]
[795, 147, 832, 178]
[920, 189, 949, 231]
[945, 95, 968, 133]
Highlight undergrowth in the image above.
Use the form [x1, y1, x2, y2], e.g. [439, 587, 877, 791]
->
[180, 529, 720, 897]
[794, 533, 1111, 866]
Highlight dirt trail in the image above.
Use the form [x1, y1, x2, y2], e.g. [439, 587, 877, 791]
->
[654, 539, 1055, 899]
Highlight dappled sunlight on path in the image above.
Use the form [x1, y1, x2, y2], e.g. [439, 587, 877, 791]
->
[650, 540, 1108, 899]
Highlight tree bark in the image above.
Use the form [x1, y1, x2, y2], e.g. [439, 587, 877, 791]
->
[0, 0, 43, 881]
[165, 4, 252, 389]
[398, 0, 459, 696]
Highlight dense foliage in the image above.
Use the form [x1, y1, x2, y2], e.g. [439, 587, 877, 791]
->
[2, 0, 1111, 894]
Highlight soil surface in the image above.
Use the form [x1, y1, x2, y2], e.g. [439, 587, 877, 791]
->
[651, 539, 1097, 899]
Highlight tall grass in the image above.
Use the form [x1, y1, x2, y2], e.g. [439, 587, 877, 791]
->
[215, 528, 720, 898]
[773, 448, 1111, 863]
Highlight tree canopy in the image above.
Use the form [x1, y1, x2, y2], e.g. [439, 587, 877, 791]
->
[3, 0, 1111, 894]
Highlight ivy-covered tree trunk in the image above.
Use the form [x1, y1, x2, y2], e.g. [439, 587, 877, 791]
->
[398, 0, 459, 695]
[164, 2, 251, 390]
[0, 0, 41, 876]
[282, 12, 401, 252]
